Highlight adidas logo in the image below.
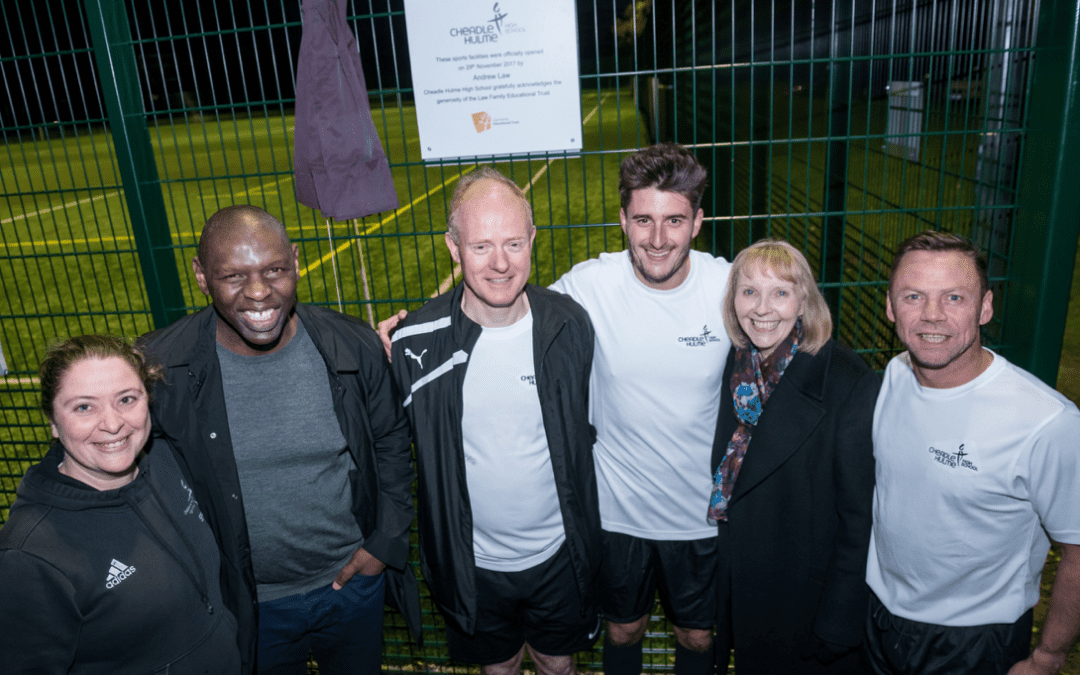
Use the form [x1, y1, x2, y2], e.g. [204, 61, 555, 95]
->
[105, 559, 136, 589]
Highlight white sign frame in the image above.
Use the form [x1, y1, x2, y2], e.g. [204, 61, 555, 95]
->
[403, 0, 583, 160]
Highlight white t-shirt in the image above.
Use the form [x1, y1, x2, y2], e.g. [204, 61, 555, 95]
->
[867, 350, 1080, 625]
[461, 312, 566, 572]
[551, 249, 732, 539]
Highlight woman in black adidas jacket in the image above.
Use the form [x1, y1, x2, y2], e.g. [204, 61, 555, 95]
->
[0, 335, 240, 674]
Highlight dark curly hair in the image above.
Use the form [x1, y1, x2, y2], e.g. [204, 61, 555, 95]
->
[618, 143, 708, 213]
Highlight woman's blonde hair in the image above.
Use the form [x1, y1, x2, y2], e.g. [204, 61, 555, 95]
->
[722, 238, 833, 355]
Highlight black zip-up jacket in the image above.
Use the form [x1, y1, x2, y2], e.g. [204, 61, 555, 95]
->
[138, 304, 421, 668]
[0, 437, 242, 674]
[390, 284, 601, 635]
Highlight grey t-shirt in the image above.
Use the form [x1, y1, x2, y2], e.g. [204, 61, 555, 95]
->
[217, 317, 364, 601]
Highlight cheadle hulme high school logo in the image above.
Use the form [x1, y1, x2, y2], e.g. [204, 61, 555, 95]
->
[928, 442, 979, 471]
[472, 111, 492, 133]
[677, 325, 723, 347]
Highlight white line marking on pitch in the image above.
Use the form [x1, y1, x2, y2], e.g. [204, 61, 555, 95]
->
[0, 376, 38, 386]
[1, 174, 296, 251]
[1, 190, 120, 226]
[298, 167, 476, 279]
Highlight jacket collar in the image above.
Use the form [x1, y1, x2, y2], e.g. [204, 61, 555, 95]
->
[776, 342, 831, 402]
[295, 304, 358, 372]
[446, 283, 481, 348]
[525, 285, 567, 356]
[152, 306, 218, 369]
[156, 304, 356, 372]
[442, 283, 566, 349]
[17, 437, 165, 510]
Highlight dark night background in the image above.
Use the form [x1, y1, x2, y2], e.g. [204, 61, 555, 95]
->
[0, 0, 637, 128]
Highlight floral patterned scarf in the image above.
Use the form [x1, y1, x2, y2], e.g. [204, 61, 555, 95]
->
[708, 319, 802, 523]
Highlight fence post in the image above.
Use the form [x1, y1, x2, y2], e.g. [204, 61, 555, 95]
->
[83, 0, 186, 330]
[822, 1, 852, 324]
[1000, 0, 1080, 386]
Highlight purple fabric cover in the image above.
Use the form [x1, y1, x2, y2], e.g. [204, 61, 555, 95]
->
[293, 0, 399, 220]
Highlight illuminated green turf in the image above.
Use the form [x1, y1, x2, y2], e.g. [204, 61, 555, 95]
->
[0, 87, 644, 515]
[0, 88, 640, 365]
[3, 86, 1078, 672]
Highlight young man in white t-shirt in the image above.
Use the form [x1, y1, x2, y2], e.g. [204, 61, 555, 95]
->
[866, 231, 1080, 675]
[549, 144, 730, 675]
[390, 168, 601, 675]
[381, 145, 730, 674]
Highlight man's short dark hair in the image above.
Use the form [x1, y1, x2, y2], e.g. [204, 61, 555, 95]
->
[618, 143, 708, 213]
[890, 230, 990, 297]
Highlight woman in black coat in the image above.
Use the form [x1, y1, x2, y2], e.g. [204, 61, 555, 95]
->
[708, 239, 879, 674]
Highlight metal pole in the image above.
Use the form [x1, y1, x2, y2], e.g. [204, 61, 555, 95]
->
[1001, 0, 1080, 385]
[823, 0, 853, 326]
[83, 0, 186, 329]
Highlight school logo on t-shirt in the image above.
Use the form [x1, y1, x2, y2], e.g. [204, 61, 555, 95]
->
[677, 325, 723, 347]
[927, 442, 979, 471]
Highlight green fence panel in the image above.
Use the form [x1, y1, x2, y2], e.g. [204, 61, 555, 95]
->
[3, 0, 1079, 671]
[1, 0, 156, 521]
[663, 0, 1055, 372]
[84, 0, 186, 328]
[1000, 0, 1080, 384]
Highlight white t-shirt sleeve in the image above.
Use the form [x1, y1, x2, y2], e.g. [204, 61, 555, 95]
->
[1025, 407, 1080, 545]
[549, 257, 600, 300]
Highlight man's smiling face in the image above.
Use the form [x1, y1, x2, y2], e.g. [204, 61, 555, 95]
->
[444, 179, 535, 326]
[193, 220, 300, 356]
[620, 187, 703, 291]
[887, 249, 993, 387]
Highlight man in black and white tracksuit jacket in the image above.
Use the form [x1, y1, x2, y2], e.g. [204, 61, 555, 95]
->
[391, 167, 601, 675]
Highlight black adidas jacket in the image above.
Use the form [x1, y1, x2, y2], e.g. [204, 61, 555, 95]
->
[138, 304, 422, 666]
[0, 437, 242, 674]
[390, 283, 601, 635]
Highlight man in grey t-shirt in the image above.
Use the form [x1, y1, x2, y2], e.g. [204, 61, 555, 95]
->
[139, 205, 415, 675]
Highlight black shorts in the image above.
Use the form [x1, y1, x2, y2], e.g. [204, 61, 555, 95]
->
[445, 544, 601, 665]
[598, 530, 717, 629]
[864, 592, 1033, 675]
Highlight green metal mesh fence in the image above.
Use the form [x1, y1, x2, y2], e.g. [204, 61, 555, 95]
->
[2, 0, 1078, 671]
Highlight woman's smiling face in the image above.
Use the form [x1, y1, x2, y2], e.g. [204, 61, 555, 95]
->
[49, 356, 150, 490]
[734, 264, 803, 359]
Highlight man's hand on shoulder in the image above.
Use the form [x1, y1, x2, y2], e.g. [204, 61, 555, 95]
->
[377, 309, 408, 360]
[332, 547, 386, 590]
